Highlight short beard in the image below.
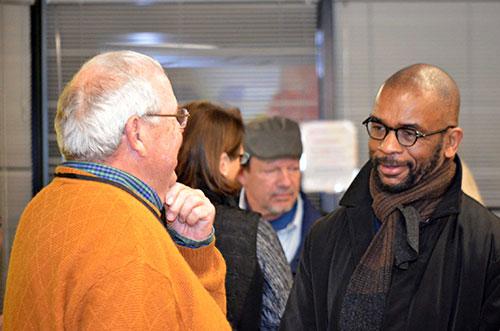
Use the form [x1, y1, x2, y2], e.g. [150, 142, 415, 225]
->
[267, 203, 294, 219]
[265, 189, 297, 218]
[371, 140, 443, 194]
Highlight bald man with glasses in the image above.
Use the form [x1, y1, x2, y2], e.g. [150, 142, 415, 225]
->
[281, 64, 500, 331]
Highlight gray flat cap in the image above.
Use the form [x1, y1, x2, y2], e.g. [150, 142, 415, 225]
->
[244, 116, 303, 161]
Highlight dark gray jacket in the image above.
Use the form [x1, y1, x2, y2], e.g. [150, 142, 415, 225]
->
[281, 158, 500, 331]
[204, 189, 264, 330]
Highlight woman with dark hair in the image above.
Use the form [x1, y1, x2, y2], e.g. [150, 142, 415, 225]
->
[177, 100, 292, 331]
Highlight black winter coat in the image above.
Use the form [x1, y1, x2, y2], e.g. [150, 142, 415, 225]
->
[280, 158, 500, 331]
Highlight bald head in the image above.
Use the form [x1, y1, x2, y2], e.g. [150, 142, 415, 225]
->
[368, 64, 464, 193]
[378, 64, 460, 124]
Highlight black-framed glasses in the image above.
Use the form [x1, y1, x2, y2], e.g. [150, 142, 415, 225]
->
[145, 108, 190, 128]
[362, 117, 455, 147]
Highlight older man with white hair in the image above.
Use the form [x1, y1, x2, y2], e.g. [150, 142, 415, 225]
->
[3, 51, 230, 330]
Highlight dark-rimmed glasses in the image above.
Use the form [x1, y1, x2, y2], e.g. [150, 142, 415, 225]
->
[145, 108, 190, 128]
[362, 117, 455, 147]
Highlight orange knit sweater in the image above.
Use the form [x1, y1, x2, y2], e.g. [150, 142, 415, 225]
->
[3, 167, 231, 330]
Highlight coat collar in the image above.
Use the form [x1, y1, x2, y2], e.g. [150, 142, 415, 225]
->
[337, 156, 464, 269]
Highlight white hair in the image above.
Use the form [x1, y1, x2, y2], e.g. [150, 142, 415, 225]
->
[55, 50, 169, 161]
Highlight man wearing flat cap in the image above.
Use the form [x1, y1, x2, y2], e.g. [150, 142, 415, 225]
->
[238, 116, 322, 273]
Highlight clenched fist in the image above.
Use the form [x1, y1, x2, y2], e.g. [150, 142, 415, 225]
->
[164, 183, 215, 241]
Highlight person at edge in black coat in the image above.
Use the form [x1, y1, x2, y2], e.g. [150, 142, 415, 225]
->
[280, 63, 500, 331]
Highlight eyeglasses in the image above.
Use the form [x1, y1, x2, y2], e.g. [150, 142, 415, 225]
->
[145, 108, 190, 128]
[362, 117, 455, 147]
[239, 151, 250, 165]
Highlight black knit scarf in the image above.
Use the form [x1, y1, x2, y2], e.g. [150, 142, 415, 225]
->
[339, 158, 456, 330]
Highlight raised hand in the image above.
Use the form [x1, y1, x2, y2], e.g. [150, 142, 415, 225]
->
[164, 183, 215, 241]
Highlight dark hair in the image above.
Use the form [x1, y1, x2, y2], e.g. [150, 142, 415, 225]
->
[176, 100, 244, 196]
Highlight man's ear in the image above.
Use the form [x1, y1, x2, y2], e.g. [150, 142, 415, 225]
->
[219, 152, 230, 177]
[444, 127, 463, 158]
[237, 165, 248, 186]
[123, 116, 147, 157]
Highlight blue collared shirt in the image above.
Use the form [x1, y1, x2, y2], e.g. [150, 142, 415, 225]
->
[239, 188, 303, 263]
[63, 161, 164, 209]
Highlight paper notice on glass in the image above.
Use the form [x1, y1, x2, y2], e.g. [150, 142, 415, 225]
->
[300, 120, 358, 193]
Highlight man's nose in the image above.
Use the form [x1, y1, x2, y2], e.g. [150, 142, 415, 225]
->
[378, 130, 403, 154]
[277, 168, 293, 186]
